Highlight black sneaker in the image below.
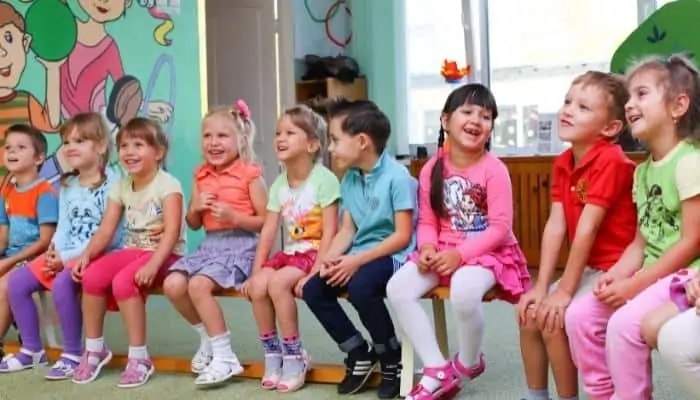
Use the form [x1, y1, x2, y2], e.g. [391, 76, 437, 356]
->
[337, 344, 378, 395]
[377, 358, 401, 399]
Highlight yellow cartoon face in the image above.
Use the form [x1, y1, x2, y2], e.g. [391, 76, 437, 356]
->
[79, 0, 130, 23]
[288, 206, 323, 242]
[0, 23, 29, 90]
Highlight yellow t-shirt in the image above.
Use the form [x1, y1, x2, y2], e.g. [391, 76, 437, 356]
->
[109, 170, 187, 255]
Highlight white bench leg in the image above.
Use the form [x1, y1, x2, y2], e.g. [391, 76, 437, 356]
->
[36, 292, 61, 349]
[399, 328, 415, 397]
[432, 299, 449, 358]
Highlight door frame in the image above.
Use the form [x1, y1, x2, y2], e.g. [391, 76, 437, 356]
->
[197, 0, 296, 116]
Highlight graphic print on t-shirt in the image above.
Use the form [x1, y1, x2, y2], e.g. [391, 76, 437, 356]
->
[640, 184, 679, 240]
[443, 175, 489, 233]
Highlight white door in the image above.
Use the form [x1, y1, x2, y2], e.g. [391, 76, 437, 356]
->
[205, 0, 279, 184]
[205, 0, 283, 249]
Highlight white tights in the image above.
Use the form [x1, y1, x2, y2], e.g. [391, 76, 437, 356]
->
[658, 309, 700, 396]
[386, 262, 496, 369]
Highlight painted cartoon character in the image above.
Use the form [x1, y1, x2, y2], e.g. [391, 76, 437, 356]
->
[640, 184, 679, 240]
[0, 2, 62, 181]
[443, 175, 489, 233]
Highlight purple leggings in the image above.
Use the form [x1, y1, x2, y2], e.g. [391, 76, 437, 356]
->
[8, 267, 82, 356]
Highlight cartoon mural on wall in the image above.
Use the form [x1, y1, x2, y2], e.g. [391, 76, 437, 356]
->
[0, 0, 185, 189]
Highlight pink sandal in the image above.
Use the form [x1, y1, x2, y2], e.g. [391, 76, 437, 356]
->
[452, 352, 485, 380]
[406, 362, 461, 400]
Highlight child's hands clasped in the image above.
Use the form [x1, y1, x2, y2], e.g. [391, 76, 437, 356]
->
[595, 274, 641, 309]
[417, 245, 436, 273]
[210, 202, 238, 224]
[43, 243, 64, 276]
[71, 253, 90, 282]
[324, 255, 362, 287]
[429, 250, 462, 276]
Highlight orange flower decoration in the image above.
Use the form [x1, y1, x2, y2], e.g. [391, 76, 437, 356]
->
[440, 59, 471, 83]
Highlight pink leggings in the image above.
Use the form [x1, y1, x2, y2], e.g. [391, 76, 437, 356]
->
[82, 249, 180, 301]
[565, 274, 677, 400]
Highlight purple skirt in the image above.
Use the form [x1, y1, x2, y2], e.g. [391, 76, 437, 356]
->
[169, 229, 258, 289]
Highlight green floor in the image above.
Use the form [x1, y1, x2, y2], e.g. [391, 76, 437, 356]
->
[0, 299, 693, 399]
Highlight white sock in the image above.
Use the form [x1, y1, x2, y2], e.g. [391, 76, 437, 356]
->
[192, 323, 211, 351]
[128, 345, 149, 360]
[450, 267, 496, 367]
[85, 337, 105, 353]
[386, 262, 445, 393]
[210, 332, 235, 361]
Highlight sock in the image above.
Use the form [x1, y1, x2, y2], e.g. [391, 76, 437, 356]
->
[527, 388, 550, 400]
[282, 334, 303, 356]
[192, 323, 211, 351]
[349, 340, 371, 360]
[418, 375, 441, 394]
[558, 396, 577, 400]
[210, 331, 235, 361]
[85, 337, 105, 353]
[127, 345, 149, 359]
[259, 330, 282, 354]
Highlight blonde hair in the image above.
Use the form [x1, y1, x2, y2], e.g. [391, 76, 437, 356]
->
[59, 112, 111, 188]
[116, 117, 169, 166]
[202, 105, 257, 163]
[282, 104, 327, 161]
[626, 54, 700, 140]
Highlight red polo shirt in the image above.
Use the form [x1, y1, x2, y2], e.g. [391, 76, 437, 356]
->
[551, 141, 637, 271]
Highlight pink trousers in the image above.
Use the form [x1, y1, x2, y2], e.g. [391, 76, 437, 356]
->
[565, 274, 676, 400]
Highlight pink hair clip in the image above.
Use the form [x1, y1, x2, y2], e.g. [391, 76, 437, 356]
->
[235, 99, 250, 120]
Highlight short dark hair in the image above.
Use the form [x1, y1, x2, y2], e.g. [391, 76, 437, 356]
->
[6, 124, 48, 157]
[326, 98, 391, 153]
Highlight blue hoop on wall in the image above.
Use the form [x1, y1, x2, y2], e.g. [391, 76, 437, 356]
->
[140, 53, 176, 137]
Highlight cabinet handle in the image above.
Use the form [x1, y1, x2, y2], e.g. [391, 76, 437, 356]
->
[541, 179, 549, 188]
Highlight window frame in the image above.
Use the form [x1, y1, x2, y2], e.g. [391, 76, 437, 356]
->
[403, 0, 666, 152]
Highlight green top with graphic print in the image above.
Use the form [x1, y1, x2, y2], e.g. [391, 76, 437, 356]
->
[634, 140, 700, 267]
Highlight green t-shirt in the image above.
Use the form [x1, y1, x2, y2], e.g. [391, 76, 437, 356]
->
[634, 141, 700, 267]
[268, 163, 340, 253]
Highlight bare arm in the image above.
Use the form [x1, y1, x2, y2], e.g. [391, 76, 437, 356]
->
[609, 228, 647, 277]
[325, 210, 356, 259]
[0, 225, 8, 256]
[633, 196, 700, 288]
[234, 178, 268, 233]
[557, 204, 608, 295]
[185, 184, 203, 231]
[0, 224, 55, 274]
[534, 203, 567, 291]
[144, 193, 184, 269]
[251, 211, 280, 273]
[83, 200, 124, 261]
[354, 210, 414, 266]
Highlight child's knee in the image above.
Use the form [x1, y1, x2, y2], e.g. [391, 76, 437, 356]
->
[188, 275, 216, 299]
[541, 324, 568, 341]
[162, 272, 189, 298]
[267, 275, 296, 300]
[246, 272, 272, 301]
[81, 267, 109, 295]
[450, 292, 482, 317]
[301, 274, 327, 304]
[640, 314, 660, 349]
[518, 311, 541, 335]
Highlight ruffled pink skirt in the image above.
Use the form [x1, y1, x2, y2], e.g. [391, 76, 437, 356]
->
[409, 242, 531, 304]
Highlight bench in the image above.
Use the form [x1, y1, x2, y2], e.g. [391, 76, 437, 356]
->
[11, 285, 497, 397]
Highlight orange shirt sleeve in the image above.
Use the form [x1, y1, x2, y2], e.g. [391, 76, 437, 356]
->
[28, 94, 58, 133]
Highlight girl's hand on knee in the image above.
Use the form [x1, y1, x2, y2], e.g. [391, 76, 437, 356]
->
[241, 280, 252, 299]
[686, 277, 700, 304]
[134, 264, 159, 287]
[537, 289, 572, 332]
[517, 287, 546, 326]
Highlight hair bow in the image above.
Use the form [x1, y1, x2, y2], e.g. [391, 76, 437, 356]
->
[235, 99, 250, 120]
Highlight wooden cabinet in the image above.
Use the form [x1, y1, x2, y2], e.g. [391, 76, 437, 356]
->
[410, 153, 647, 269]
[295, 77, 368, 103]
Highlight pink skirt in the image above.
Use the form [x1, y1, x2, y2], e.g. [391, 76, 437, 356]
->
[263, 250, 318, 274]
[409, 242, 531, 304]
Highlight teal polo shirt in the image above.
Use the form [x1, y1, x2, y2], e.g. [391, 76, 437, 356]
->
[340, 151, 418, 266]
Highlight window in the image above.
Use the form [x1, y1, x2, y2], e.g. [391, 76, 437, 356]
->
[404, 0, 659, 156]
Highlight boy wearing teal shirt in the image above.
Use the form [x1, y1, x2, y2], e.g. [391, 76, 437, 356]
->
[302, 99, 417, 399]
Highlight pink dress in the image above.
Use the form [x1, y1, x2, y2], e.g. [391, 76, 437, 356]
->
[59, 36, 124, 117]
[413, 153, 530, 303]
